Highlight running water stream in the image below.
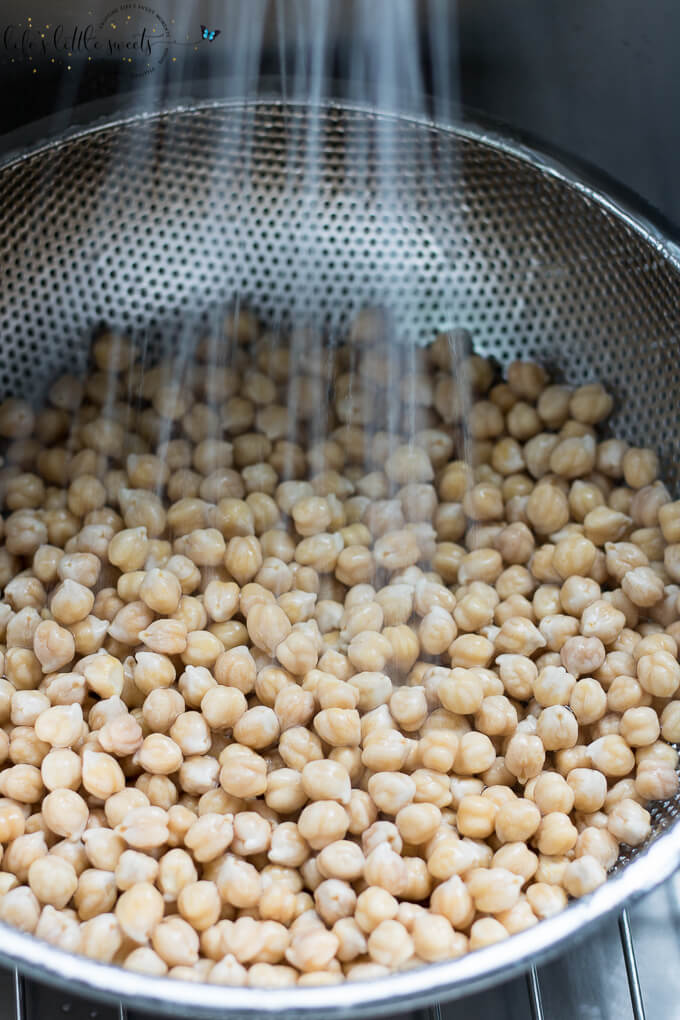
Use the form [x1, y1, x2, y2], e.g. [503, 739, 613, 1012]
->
[88, 0, 472, 494]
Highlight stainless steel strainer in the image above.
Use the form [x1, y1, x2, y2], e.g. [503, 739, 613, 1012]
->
[1, 99, 680, 1016]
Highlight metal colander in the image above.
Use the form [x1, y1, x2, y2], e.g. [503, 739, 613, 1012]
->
[1, 99, 680, 1016]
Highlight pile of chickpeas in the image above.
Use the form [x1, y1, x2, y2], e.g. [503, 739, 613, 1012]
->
[0, 313, 679, 988]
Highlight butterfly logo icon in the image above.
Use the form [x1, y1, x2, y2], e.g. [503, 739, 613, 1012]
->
[201, 26, 221, 41]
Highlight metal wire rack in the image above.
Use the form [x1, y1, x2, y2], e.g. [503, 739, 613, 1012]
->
[5, 873, 680, 1020]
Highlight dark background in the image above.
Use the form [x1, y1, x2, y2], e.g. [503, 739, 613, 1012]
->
[0, 0, 678, 225]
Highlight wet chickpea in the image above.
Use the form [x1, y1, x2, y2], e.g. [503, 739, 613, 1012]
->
[526, 483, 570, 535]
[569, 384, 613, 425]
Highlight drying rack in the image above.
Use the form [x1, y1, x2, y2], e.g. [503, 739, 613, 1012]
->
[4, 871, 679, 1020]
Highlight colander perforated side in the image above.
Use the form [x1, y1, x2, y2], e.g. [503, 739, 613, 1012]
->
[1, 103, 679, 484]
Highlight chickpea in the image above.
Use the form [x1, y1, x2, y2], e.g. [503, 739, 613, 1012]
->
[588, 736, 635, 777]
[563, 855, 607, 898]
[607, 798, 651, 846]
[505, 733, 545, 784]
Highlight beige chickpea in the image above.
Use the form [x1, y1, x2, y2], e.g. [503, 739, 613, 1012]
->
[266, 821, 308, 870]
[534, 812, 578, 855]
[637, 650, 680, 697]
[363, 918, 413, 968]
[566, 382, 612, 424]
[315, 841, 365, 884]
[115, 849, 159, 892]
[583, 505, 631, 545]
[244, 602, 291, 657]
[0, 799, 27, 843]
[538, 614, 578, 653]
[621, 447, 658, 489]
[298, 801, 349, 850]
[605, 541, 648, 583]
[533, 664, 575, 707]
[579, 599, 625, 645]
[526, 484, 570, 536]
[494, 797, 541, 843]
[562, 855, 607, 898]
[466, 867, 523, 916]
[453, 731, 496, 776]
[588, 735, 635, 777]
[386, 687, 427, 734]
[219, 745, 267, 799]
[558, 578, 599, 620]
[69, 615, 109, 656]
[131, 652, 175, 698]
[81, 749, 126, 800]
[436, 668, 482, 716]
[42, 789, 88, 839]
[495, 617, 546, 656]
[561, 636, 606, 678]
[425, 872, 472, 926]
[232, 706, 280, 750]
[302, 760, 351, 806]
[474, 696, 517, 738]
[0, 761, 43, 804]
[214, 856, 261, 910]
[660, 701, 680, 743]
[313, 877, 357, 927]
[607, 798, 651, 846]
[0, 885, 41, 934]
[107, 601, 154, 646]
[629, 481, 669, 527]
[567, 768, 607, 813]
[536, 705, 579, 750]
[352, 886, 399, 935]
[11, 690, 50, 728]
[275, 727, 323, 773]
[635, 760, 678, 801]
[415, 607, 455, 656]
[461, 481, 503, 522]
[504, 732, 546, 784]
[550, 434, 597, 478]
[366, 772, 414, 817]
[447, 634, 494, 669]
[136, 570, 182, 616]
[180, 630, 223, 669]
[455, 794, 496, 839]
[656, 498, 680, 546]
[621, 565, 664, 608]
[34, 704, 83, 749]
[619, 706, 660, 747]
[81, 653, 125, 699]
[164, 497, 208, 540]
[596, 437, 628, 479]
[156, 848, 198, 903]
[116, 805, 169, 851]
[114, 882, 164, 945]
[48, 579, 94, 627]
[574, 677, 611, 726]
[504, 360, 545, 399]
[138, 619, 188, 657]
[574, 827, 619, 871]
